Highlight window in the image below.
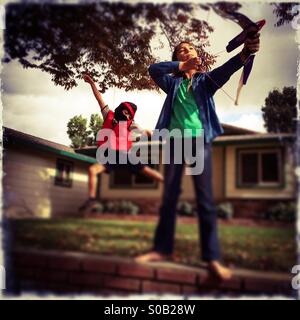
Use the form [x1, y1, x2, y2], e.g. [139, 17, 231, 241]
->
[261, 153, 279, 182]
[110, 164, 159, 189]
[237, 148, 283, 187]
[55, 158, 74, 188]
[241, 153, 258, 184]
[112, 167, 132, 186]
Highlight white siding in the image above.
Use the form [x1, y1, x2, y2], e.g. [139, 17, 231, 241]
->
[101, 163, 164, 199]
[3, 145, 90, 218]
[101, 145, 225, 201]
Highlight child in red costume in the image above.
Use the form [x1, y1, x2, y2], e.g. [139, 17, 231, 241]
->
[79, 74, 163, 212]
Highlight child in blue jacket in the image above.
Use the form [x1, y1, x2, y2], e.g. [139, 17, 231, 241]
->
[136, 35, 260, 280]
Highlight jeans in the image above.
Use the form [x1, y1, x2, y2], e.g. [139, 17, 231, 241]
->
[153, 138, 221, 262]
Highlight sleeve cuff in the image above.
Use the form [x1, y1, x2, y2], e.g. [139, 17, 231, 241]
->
[172, 61, 181, 71]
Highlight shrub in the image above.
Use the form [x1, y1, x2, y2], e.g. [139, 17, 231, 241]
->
[90, 202, 104, 213]
[177, 201, 194, 216]
[104, 201, 115, 213]
[264, 201, 296, 222]
[103, 200, 140, 215]
[119, 200, 129, 213]
[217, 202, 234, 220]
[127, 202, 139, 216]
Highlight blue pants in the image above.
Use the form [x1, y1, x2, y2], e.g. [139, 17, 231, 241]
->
[153, 138, 221, 262]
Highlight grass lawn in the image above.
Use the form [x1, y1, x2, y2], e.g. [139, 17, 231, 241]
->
[12, 218, 297, 272]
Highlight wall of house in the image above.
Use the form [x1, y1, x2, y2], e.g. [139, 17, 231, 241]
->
[100, 145, 225, 214]
[3, 145, 90, 218]
[99, 141, 296, 217]
[100, 164, 164, 199]
[225, 142, 296, 199]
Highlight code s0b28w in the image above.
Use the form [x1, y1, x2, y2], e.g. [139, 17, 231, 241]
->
[148, 304, 195, 315]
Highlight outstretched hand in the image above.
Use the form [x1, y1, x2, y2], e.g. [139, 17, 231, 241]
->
[243, 33, 260, 55]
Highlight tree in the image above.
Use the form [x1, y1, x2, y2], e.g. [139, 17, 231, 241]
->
[89, 113, 103, 144]
[4, 2, 216, 92]
[272, 3, 299, 27]
[5, 1, 298, 93]
[261, 87, 297, 133]
[67, 113, 103, 148]
[67, 115, 90, 148]
[9, 2, 289, 93]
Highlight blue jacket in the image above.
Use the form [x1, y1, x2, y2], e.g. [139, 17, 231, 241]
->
[149, 53, 245, 144]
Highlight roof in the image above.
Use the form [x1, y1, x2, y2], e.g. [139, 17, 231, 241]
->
[3, 127, 97, 164]
[75, 132, 295, 159]
[5, 125, 292, 162]
[221, 123, 259, 135]
[214, 132, 296, 144]
[76, 123, 258, 152]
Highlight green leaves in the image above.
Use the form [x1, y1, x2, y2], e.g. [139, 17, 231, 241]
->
[4, 2, 215, 92]
[67, 113, 103, 148]
[67, 115, 89, 148]
[272, 3, 299, 27]
[89, 113, 104, 143]
[261, 86, 297, 133]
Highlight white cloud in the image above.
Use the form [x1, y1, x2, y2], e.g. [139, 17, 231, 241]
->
[226, 113, 266, 133]
[2, 74, 166, 145]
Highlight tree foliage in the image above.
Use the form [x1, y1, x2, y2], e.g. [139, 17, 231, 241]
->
[4, 2, 217, 92]
[261, 87, 297, 133]
[67, 115, 90, 148]
[272, 2, 299, 27]
[4, 1, 298, 94]
[89, 113, 103, 143]
[67, 113, 103, 148]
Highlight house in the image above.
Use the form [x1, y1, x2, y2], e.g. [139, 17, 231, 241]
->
[2, 125, 297, 219]
[2, 127, 96, 218]
[77, 124, 297, 218]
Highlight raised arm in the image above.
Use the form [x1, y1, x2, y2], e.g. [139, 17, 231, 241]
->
[83, 74, 107, 110]
[204, 53, 245, 95]
[148, 61, 180, 94]
[205, 34, 260, 95]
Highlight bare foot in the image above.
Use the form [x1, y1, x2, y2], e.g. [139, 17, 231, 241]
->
[208, 261, 232, 281]
[134, 251, 170, 263]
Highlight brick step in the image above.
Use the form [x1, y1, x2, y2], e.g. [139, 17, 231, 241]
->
[10, 248, 293, 297]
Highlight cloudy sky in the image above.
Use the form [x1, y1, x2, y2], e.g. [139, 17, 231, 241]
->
[1, 1, 298, 146]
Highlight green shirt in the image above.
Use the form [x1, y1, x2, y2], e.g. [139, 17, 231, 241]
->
[168, 78, 203, 138]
